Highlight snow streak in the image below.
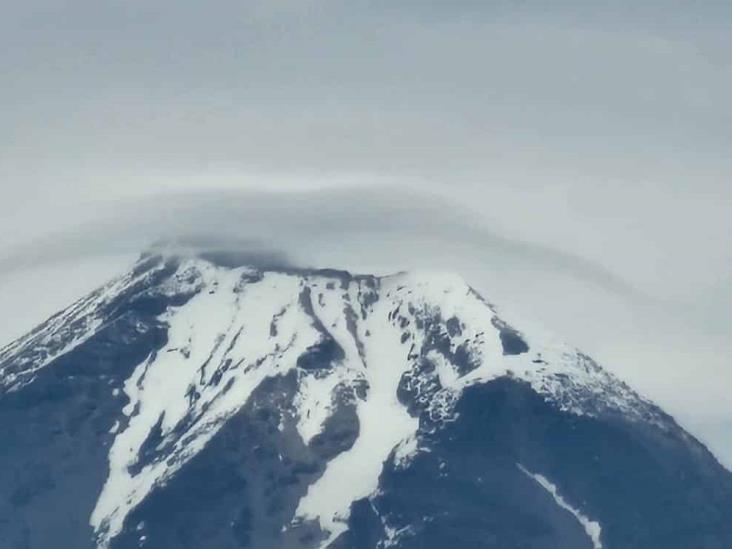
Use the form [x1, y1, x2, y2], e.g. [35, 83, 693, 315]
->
[518, 464, 603, 549]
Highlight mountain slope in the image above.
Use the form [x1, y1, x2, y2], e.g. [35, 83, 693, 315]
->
[1, 252, 730, 549]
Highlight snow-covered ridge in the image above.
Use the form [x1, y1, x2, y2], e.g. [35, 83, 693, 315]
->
[0, 253, 668, 547]
[0, 255, 184, 391]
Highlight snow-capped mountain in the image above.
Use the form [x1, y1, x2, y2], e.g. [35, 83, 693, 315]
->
[1, 251, 730, 549]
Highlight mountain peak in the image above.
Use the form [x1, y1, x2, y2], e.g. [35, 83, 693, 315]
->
[1, 252, 731, 548]
[138, 243, 473, 292]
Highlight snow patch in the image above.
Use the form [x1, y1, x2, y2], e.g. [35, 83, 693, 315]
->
[295, 367, 355, 445]
[392, 436, 420, 470]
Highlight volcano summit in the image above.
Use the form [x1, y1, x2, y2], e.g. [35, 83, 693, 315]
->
[1, 251, 730, 549]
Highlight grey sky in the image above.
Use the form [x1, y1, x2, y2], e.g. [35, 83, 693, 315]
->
[1, 2, 730, 466]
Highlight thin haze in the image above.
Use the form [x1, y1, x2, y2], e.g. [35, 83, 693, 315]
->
[0, 3, 730, 466]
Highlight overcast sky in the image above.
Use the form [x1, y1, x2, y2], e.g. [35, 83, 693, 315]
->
[1, 1, 730, 467]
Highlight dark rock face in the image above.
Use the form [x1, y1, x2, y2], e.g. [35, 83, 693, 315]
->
[296, 338, 345, 372]
[492, 318, 529, 356]
[349, 378, 732, 549]
[1, 255, 731, 549]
